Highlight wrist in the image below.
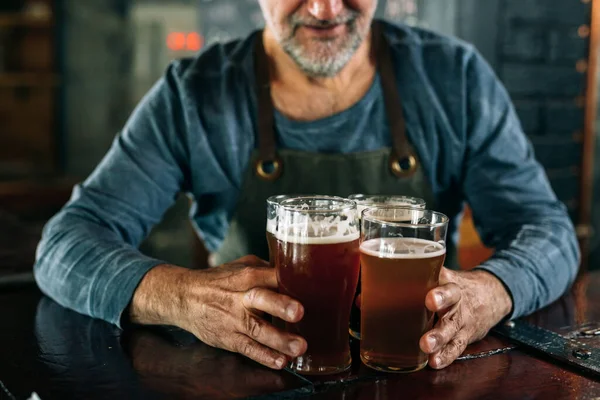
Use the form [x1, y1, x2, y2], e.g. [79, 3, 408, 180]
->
[130, 264, 192, 327]
[473, 269, 513, 321]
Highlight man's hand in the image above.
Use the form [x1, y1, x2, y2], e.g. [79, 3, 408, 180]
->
[130, 255, 308, 370]
[419, 267, 512, 369]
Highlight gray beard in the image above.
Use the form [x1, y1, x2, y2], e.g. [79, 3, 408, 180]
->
[281, 23, 365, 78]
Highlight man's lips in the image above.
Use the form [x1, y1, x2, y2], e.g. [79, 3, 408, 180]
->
[299, 23, 346, 37]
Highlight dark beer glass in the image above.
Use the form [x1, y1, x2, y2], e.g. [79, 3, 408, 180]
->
[360, 207, 448, 373]
[266, 195, 292, 267]
[347, 195, 426, 340]
[276, 196, 360, 375]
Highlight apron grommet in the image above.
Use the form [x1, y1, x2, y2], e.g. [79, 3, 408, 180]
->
[255, 157, 283, 181]
[390, 154, 418, 178]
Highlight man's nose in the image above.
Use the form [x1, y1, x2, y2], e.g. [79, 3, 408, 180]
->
[307, 0, 344, 21]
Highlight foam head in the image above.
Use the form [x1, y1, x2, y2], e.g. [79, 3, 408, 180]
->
[360, 238, 446, 259]
[276, 196, 359, 244]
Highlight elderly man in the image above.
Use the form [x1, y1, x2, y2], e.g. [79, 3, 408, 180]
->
[35, 0, 579, 371]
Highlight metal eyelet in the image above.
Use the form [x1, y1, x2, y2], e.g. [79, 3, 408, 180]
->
[389, 154, 418, 178]
[255, 157, 283, 181]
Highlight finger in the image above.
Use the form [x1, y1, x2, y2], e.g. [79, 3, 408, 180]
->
[438, 266, 458, 285]
[235, 255, 271, 267]
[429, 331, 470, 369]
[231, 333, 289, 370]
[239, 311, 307, 358]
[243, 288, 304, 323]
[420, 306, 462, 354]
[425, 282, 461, 313]
[228, 266, 278, 290]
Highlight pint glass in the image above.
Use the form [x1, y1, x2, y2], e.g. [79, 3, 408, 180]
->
[360, 207, 448, 373]
[266, 195, 292, 267]
[347, 195, 426, 340]
[276, 196, 360, 375]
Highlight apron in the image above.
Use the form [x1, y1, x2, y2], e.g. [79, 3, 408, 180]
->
[211, 22, 455, 268]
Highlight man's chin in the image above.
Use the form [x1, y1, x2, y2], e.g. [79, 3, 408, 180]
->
[290, 56, 349, 78]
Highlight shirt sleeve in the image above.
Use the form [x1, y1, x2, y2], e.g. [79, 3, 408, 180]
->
[463, 49, 581, 319]
[34, 64, 191, 327]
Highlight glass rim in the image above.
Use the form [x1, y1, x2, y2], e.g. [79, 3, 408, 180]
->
[361, 206, 449, 228]
[266, 194, 292, 205]
[348, 194, 426, 207]
[279, 195, 357, 214]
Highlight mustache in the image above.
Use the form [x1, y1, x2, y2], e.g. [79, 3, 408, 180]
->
[289, 9, 360, 29]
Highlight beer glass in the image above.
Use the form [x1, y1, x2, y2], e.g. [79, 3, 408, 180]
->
[266, 195, 292, 267]
[347, 195, 426, 341]
[276, 196, 360, 375]
[360, 207, 448, 373]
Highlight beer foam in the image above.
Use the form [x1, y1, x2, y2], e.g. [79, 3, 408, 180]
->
[267, 219, 276, 234]
[360, 238, 446, 259]
[275, 198, 359, 244]
[357, 205, 415, 218]
[277, 229, 360, 244]
[276, 216, 359, 244]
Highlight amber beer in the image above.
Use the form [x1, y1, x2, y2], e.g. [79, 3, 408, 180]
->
[276, 196, 360, 375]
[347, 194, 426, 340]
[359, 207, 448, 373]
[360, 238, 445, 371]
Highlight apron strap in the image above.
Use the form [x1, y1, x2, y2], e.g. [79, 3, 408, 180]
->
[254, 31, 283, 181]
[373, 22, 419, 178]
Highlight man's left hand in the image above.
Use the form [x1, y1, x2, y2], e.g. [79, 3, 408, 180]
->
[419, 267, 513, 369]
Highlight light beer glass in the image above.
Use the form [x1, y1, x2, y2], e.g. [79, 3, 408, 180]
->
[347, 195, 426, 340]
[276, 196, 360, 375]
[360, 207, 448, 373]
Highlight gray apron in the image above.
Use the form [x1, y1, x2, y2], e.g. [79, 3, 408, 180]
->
[212, 22, 444, 266]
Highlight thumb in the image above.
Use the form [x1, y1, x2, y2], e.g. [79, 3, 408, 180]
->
[439, 266, 458, 285]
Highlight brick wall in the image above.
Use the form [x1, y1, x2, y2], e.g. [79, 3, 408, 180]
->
[496, 0, 591, 224]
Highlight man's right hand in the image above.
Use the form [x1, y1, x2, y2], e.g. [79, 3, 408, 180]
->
[129, 255, 307, 370]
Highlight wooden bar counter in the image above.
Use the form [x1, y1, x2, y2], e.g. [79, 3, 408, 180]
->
[1, 270, 599, 399]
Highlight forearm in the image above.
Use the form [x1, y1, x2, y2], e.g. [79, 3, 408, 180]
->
[476, 217, 580, 319]
[34, 212, 164, 327]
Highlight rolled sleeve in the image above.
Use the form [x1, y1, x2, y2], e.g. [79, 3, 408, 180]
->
[35, 64, 190, 326]
[462, 50, 580, 319]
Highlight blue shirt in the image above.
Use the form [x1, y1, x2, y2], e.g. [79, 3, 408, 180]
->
[34, 21, 580, 326]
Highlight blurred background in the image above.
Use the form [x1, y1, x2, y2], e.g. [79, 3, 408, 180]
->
[0, 0, 598, 279]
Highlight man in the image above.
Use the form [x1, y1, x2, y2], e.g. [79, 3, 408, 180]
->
[35, 0, 580, 371]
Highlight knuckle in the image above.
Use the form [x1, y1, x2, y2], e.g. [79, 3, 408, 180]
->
[449, 282, 461, 295]
[239, 255, 263, 265]
[453, 335, 468, 352]
[240, 266, 259, 283]
[245, 287, 260, 305]
[233, 335, 255, 357]
[245, 314, 265, 339]
[241, 340, 255, 358]
[248, 255, 265, 263]
[441, 310, 461, 333]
